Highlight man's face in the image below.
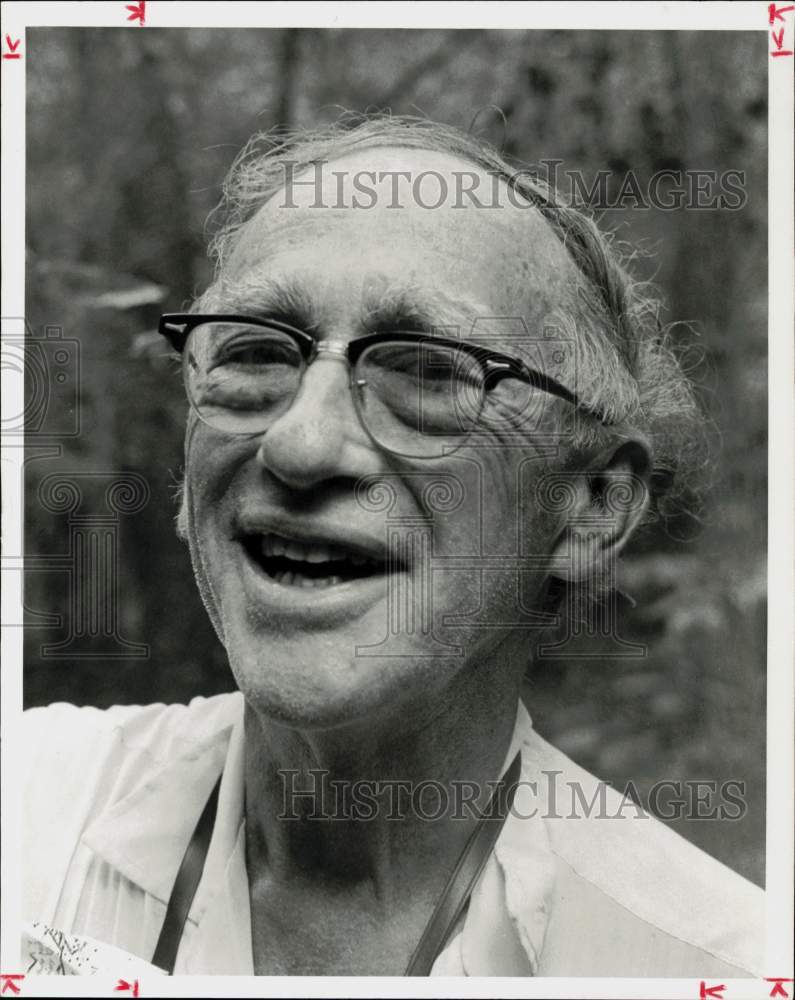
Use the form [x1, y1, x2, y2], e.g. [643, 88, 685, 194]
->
[185, 147, 585, 729]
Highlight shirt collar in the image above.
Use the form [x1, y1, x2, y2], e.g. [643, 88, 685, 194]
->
[80, 717, 235, 907]
[81, 695, 554, 976]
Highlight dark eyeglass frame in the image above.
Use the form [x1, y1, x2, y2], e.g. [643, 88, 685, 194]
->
[158, 312, 607, 448]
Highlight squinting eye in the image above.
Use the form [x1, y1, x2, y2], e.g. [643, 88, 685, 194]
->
[216, 336, 300, 369]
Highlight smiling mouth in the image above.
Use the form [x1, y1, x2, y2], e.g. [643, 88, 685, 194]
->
[241, 533, 392, 589]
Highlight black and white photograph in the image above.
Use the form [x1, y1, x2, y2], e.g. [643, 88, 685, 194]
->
[2, 3, 792, 995]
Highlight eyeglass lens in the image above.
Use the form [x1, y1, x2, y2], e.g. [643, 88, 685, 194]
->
[184, 322, 487, 457]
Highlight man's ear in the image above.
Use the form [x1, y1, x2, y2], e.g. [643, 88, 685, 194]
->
[547, 439, 651, 583]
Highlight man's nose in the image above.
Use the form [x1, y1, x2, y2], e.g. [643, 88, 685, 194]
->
[254, 356, 370, 490]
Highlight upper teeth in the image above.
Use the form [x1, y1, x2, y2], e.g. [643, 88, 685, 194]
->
[261, 534, 370, 565]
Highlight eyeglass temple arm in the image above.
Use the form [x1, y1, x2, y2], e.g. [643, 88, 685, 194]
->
[484, 357, 608, 424]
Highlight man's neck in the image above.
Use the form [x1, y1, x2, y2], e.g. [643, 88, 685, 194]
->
[242, 645, 525, 906]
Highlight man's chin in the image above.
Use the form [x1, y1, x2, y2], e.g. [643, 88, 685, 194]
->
[226, 631, 457, 734]
[233, 666, 395, 733]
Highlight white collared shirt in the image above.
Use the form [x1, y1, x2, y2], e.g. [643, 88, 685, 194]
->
[22, 692, 763, 976]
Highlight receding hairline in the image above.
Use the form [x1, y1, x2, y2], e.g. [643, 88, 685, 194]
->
[222, 142, 573, 297]
[262, 142, 537, 205]
[206, 119, 555, 273]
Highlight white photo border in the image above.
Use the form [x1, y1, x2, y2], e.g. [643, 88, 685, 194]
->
[2, 2, 792, 997]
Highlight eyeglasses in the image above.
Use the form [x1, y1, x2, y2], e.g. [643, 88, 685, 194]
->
[158, 313, 605, 459]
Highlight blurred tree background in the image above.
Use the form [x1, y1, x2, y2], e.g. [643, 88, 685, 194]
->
[23, 28, 766, 884]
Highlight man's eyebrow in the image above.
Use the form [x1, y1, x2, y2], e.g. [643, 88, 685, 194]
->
[360, 285, 493, 336]
[211, 276, 498, 340]
[213, 276, 320, 332]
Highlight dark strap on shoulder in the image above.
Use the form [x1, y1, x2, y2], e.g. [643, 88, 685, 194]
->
[151, 752, 522, 976]
[152, 774, 222, 974]
[404, 750, 523, 976]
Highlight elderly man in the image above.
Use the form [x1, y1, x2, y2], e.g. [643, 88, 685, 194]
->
[23, 116, 763, 978]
